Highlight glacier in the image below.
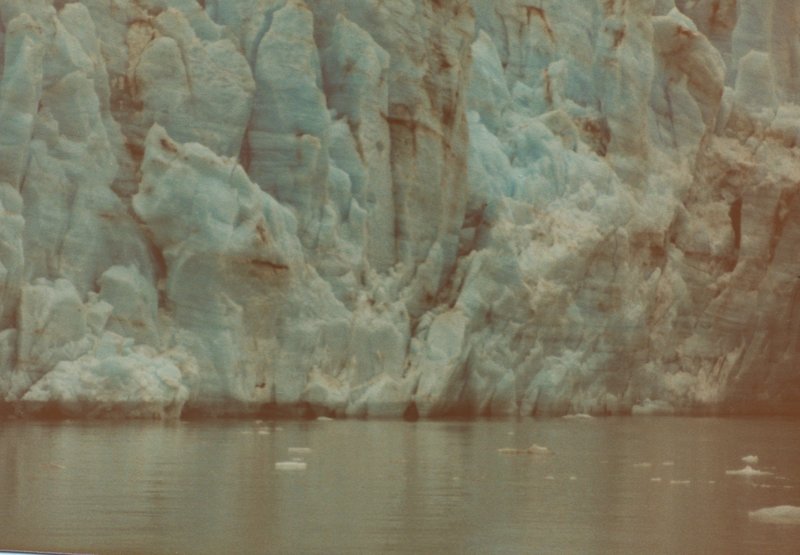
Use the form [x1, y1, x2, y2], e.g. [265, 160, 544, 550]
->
[0, 0, 799, 419]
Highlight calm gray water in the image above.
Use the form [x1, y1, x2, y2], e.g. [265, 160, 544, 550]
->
[1, 417, 799, 554]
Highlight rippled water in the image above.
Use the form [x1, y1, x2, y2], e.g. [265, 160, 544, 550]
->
[1, 417, 799, 554]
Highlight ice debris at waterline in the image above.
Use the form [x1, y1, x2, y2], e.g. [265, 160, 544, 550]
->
[562, 413, 594, 420]
[741, 455, 759, 465]
[1, 0, 800, 419]
[748, 506, 800, 525]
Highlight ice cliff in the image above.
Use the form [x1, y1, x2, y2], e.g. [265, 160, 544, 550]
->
[0, 0, 799, 419]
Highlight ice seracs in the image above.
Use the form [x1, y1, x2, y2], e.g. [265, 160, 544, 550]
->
[0, 0, 799, 418]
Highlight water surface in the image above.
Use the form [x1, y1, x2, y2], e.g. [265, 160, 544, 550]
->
[2, 417, 799, 554]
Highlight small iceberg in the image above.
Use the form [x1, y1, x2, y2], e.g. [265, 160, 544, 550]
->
[288, 447, 312, 454]
[748, 506, 800, 525]
[670, 480, 690, 485]
[316, 416, 334, 421]
[275, 461, 307, 471]
[498, 443, 552, 455]
[662, 461, 675, 467]
[633, 462, 653, 468]
[562, 413, 593, 420]
[725, 465, 772, 477]
[741, 455, 759, 465]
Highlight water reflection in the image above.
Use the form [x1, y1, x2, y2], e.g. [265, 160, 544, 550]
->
[1, 418, 799, 554]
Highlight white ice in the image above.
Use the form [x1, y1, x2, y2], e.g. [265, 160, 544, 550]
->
[748, 506, 800, 525]
[275, 461, 308, 471]
[725, 466, 773, 477]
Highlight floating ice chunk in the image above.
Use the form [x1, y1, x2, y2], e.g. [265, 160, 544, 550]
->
[316, 416, 334, 422]
[275, 461, 307, 471]
[741, 455, 759, 465]
[670, 480, 691, 485]
[527, 444, 552, 455]
[725, 466, 773, 477]
[544, 475, 555, 481]
[288, 447, 312, 454]
[498, 443, 552, 455]
[651, 477, 662, 482]
[562, 413, 594, 420]
[748, 506, 800, 525]
[569, 476, 577, 481]
[257, 430, 270, 436]
[662, 461, 675, 467]
[633, 462, 653, 468]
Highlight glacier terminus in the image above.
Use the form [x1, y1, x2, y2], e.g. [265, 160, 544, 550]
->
[0, 0, 799, 419]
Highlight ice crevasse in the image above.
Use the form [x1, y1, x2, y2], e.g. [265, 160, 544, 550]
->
[0, 0, 799, 419]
